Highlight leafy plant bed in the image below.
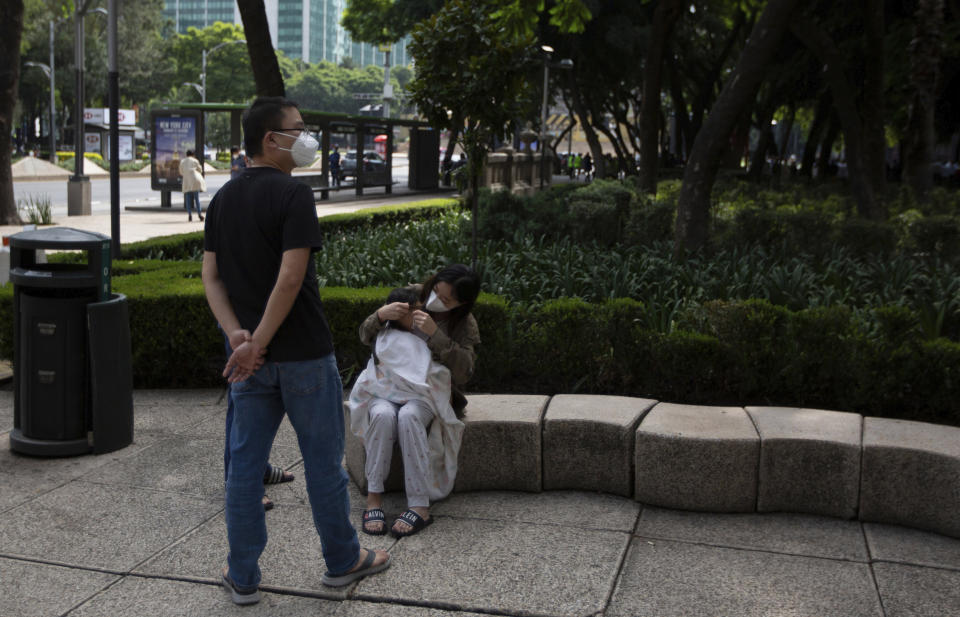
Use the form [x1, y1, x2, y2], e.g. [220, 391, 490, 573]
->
[14, 188, 956, 426]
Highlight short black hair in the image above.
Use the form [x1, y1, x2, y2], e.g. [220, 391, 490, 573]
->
[385, 287, 419, 329]
[230, 146, 240, 154]
[242, 96, 299, 157]
[185, 149, 194, 157]
[387, 287, 419, 307]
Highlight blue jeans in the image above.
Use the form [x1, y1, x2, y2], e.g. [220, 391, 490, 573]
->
[225, 354, 359, 589]
[184, 191, 202, 216]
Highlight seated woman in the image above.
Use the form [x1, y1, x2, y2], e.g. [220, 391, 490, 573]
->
[349, 264, 481, 537]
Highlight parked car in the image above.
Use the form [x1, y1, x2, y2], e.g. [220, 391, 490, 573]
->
[339, 150, 387, 180]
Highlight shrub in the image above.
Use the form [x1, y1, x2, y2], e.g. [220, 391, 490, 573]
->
[835, 218, 898, 256]
[0, 275, 957, 425]
[17, 194, 53, 225]
[623, 196, 674, 246]
[907, 215, 960, 259]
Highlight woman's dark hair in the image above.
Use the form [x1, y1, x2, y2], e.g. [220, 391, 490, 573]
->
[385, 287, 419, 329]
[420, 264, 480, 335]
[242, 96, 299, 157]
[185, 149, 194, 157]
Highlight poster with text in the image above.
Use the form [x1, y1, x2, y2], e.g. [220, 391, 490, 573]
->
[151, 111, 202, 191]
[105, 134, 135, 161]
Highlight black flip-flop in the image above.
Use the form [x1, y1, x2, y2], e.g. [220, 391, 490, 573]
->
[322, 548, 392, 587]
[263, 465, 295, 485]
[390, 509, 433, 538]
[361, 508, 387, 536]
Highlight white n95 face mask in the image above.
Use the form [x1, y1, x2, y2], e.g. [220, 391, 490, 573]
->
[425, 290, 451, 312]
[275, 131, 319, 167]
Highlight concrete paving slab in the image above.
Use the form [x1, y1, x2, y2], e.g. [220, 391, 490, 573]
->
[133, 388, 223, 409]
[333, 602, 491, 617]
[0, 432, 151, 513]
[635, 403, 759, 512]
[135, 504, 395, 599]
[746, 406, 861, 518]
[454, 395, 548, 492]
[543, 395, 655, 496]
[607, 537, 883, 617]
[267, 461, 408, 518]
[635, 506, 869, 561]
[432, 490, 641, 532]
[0, 556, 118, 617]
[0, 388, 12, 433]
[67, 575, 340, 616]
[83, 435, 227, 498]
[0, 481, 221, 571]
[355, 516, 628, 617]
[133, 399, 223, 435]
[860, 417, 960, 538]
[864, 522, 960, 571]
[872, 562, 960, 617]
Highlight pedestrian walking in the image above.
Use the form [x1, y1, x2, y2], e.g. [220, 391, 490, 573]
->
[179, 149, 205, 222]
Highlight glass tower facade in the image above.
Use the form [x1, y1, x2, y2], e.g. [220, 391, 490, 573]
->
[164, 0, 236, 33]
[163, 0, 409, 67]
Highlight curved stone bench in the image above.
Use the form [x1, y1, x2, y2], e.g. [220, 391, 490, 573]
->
[343, 395, 960, 539]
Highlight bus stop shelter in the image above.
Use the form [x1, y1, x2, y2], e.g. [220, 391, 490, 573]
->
[149, 103, 441, 204]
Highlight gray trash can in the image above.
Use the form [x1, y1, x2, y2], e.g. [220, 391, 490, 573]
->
[8, 228, 133, 456]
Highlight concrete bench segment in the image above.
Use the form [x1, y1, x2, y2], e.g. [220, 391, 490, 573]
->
[454, 395, 550, 493]
[860, 418, 960, 539]
[746, 407, 862, 518]
[544, 395, 656, 497]
[635, 403, 759, 512]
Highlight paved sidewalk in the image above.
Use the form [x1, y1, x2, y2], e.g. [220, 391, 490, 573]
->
[1, 185, 456, 245]
[1, 387, 958, 617]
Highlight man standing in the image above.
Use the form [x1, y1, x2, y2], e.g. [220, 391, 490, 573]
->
[229, 146, 247, 180]
[329, 144, 341, 187]
[202, 97, 390, 606]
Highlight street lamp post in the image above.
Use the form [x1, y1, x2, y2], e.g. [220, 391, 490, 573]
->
[68, 4, 107, 216]
[538, 46, 573, 189]
[201, 39, 246, 105]
[379, 44, 393, 119]
[24, 60, 56, 164]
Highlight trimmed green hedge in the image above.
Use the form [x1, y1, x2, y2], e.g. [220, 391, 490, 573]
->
[2, 266, 956, 426]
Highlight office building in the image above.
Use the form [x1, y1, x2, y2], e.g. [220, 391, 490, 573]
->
[163, 0, 409, 67]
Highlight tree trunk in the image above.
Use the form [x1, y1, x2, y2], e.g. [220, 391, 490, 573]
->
[789, 17, 881, 220]
[902, 0, 944, 200]
[800, 92, 831, 178]
[0, 0, 24, 225]
[638, 0, 683, 194]
[237, 0, 285, 97]
[749, 122, 776, 181]
[675, 0, 803, 256]
[861, 0, 886, 213]
[817, 112, 840, 178]
[569, 83, 606, 178]
[441, 115, 461, 186]
[666, 55, 691, 161]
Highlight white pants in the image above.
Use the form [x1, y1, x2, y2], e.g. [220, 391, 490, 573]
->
[364, 398, 433, 508]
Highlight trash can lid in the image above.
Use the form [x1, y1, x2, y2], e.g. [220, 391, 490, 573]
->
[9, 227, 111, 250]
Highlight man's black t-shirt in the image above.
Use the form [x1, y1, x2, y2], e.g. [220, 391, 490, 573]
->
[204, 166, 333, 362]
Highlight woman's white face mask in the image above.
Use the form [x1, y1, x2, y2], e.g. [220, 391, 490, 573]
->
[425, 290, 452, 312]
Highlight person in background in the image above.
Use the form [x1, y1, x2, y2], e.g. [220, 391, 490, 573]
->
[179, 149, 205, 222]
[329, 144, 341, 187]
[230, 146, 247, 180]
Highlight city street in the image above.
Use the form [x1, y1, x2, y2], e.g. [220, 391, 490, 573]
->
[12, 156, 410, 218]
